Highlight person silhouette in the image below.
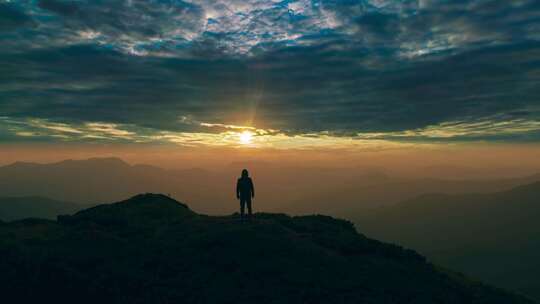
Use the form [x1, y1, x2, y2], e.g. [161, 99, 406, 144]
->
[236, 169, 255, 220]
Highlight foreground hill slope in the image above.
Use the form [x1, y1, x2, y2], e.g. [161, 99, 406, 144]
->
[357, 181, 540, 301]
[0, 194, 533, 304]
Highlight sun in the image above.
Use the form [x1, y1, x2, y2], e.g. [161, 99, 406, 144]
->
[239, 130, 253, 145]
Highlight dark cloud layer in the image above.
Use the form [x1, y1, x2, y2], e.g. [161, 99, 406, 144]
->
[0, 3, 33, 31]
[0, 0, 539, 145]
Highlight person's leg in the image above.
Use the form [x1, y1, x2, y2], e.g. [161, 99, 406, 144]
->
[246, 198, 252, 219]
[240, 198, 246, 220]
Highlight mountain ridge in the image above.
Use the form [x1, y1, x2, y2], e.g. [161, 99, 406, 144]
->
[0, 193, 533, 304]
[356, 181, 540, 301]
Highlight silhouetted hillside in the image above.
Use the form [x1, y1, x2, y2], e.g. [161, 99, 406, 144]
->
[0, 194, 532, 304]
[357, 182, 540, 301]
[0, 196, 89, 221]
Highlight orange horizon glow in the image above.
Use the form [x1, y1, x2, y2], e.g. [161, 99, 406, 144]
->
[1, 142, 540, 180]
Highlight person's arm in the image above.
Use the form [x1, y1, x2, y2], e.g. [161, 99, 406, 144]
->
[236, 179, 240, 199]
[250, 179, 255, 198]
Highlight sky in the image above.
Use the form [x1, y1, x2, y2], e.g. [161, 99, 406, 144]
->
[1, 0, 539, 165]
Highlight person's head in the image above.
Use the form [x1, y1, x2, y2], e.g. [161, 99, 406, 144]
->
[241, 169, 249, 178]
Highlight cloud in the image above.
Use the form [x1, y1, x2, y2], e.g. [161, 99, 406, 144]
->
[1, 114, 537, 151]
[28, 119, 83, 134]
[84, 122, 135, 139]
[0, 0, 539, 147]
[0, 117, 137, 142]
[357, 115, 540, 141]
[0, 116, 400, 150]
[35, 0, 206, 55]
[0, 2, 34, 32]
[4, 0, 540, 57]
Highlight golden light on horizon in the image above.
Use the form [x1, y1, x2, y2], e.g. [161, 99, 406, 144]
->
[239, 130, 254, 145]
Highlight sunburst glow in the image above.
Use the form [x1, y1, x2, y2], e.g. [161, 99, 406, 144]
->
[239, 130, 253, 145]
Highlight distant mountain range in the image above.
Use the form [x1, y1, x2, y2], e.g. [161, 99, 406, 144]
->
[0, 194, 533, 303]
[284, 173, 540, 218]
[0, 157, 178, 203]
[1, 157, 539, 216]
[357, 181, 540, 301]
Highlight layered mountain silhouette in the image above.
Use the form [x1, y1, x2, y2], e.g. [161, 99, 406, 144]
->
[287, 174, 540, 217]
[1, 158, 539, 215]
[0, 158, 179, 205]
[357, 181, 540, 301]
[0, 194, 533, 303]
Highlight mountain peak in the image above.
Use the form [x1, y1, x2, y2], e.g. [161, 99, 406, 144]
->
[58, 193, 194, 226]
